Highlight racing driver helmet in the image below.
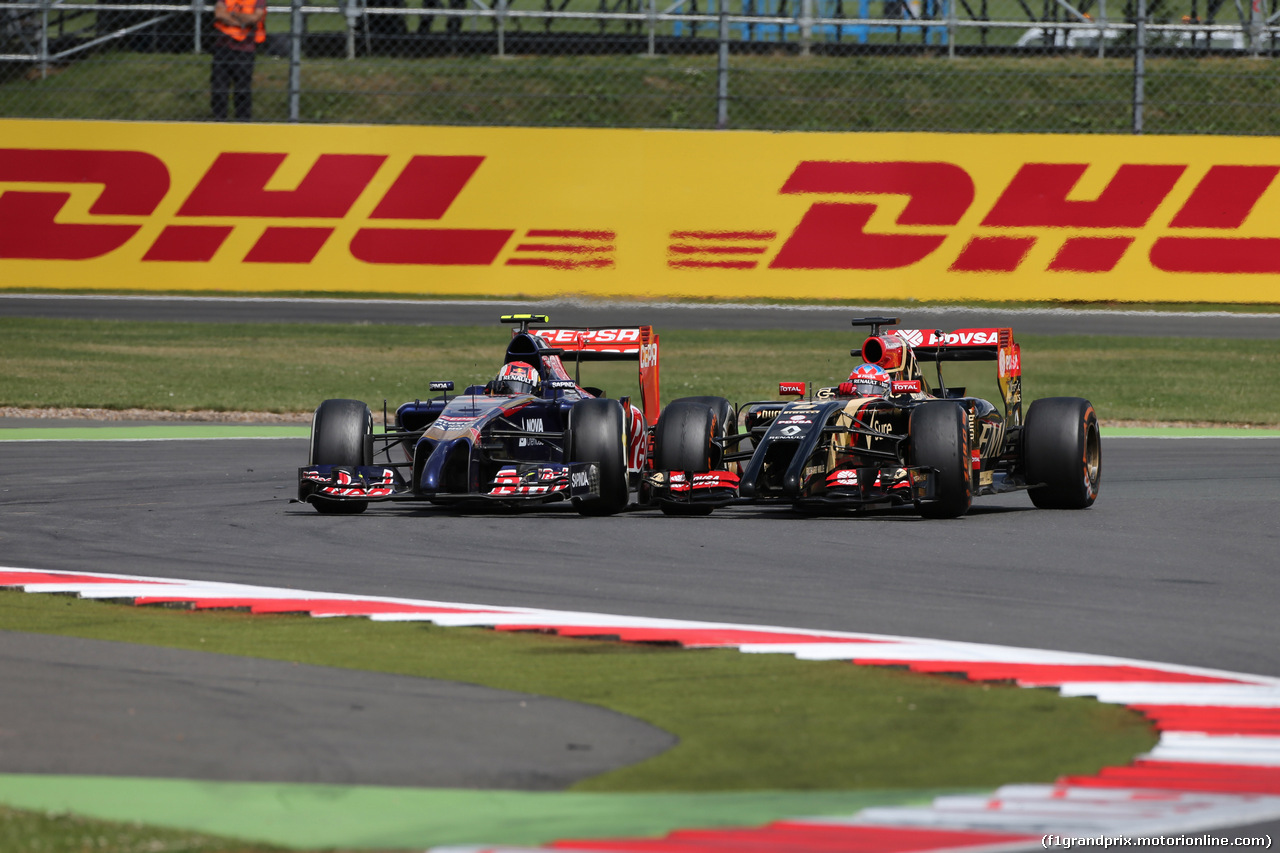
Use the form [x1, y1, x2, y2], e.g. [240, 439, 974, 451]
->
[493, 361, 541, 396]
[845, 363, 891, 397]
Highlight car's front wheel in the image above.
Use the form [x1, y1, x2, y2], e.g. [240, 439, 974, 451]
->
[567, 398, 629, 516]
[653, 399, 721, 516]
[308, 398, 373, 515]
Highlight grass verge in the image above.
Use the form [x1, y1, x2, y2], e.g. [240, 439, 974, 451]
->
[1, 588, 1157, 849]
[2, 318, 1279, 425]
[2, 590, 1156, 793]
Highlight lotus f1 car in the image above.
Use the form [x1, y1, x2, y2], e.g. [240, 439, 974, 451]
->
[298, 314, 659, 516]
[647, 317, 1100, 519]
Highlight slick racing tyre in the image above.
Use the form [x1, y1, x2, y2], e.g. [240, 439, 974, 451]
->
[668, 396, 737, 468]
[308, 398, 374, 515]
[1023, 397, 1101, 509]
[909, 401, 973, 520]
[568, 397, 629, 516]
[653, 399, 720, 516]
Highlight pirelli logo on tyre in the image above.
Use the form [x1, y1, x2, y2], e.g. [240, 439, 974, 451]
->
[2, 122, 1279, 303]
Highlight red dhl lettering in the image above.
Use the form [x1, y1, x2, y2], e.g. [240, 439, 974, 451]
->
[0, 149, 512, 265]
[762, 160, 1280, 274]
[4, 150, 1280, 274]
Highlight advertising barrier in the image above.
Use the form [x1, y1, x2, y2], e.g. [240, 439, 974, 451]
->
[2, 119, 1279, 303]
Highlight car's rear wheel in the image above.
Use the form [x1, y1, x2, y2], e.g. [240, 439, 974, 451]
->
[309, 398, 373, 515]
[1023, 397, 1101, 509]
[909, 402, 973, 519]
[653, 399, 721, 516]
[567, 398, 629, 516]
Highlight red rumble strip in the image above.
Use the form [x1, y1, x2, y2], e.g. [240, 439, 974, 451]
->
[6, 566, 1280, 852]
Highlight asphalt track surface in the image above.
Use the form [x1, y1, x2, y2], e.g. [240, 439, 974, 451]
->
[5, 292, 1280, 338]
[3, 296, 1280, 848]
[0, 630, 674, 789]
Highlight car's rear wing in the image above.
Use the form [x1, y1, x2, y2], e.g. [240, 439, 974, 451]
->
[503, 315, 661, 426]
[854, 318, 1023, 427]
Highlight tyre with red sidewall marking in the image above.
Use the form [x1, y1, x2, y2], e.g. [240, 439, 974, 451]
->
[669, 395, 737, 469]
[1023, 396, 1101, 509]
[309, 398, 373, 515]
[909, 401, 973, 519]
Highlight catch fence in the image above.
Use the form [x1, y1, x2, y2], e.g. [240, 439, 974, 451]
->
[2, 0, 1279, 131]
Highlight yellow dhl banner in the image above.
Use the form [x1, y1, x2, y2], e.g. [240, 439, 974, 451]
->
[2, 118, 1279, 303]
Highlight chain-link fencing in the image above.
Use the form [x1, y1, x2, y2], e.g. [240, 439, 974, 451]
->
[2, 0, 1279, 132]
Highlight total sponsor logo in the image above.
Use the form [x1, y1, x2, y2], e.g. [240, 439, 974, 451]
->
[890, 379, 923, 395]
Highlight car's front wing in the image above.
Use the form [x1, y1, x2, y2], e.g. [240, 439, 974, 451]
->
[298, 461, 602, 507]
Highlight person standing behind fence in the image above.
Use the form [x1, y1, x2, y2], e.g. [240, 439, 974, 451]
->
[211, 0, 266, 121]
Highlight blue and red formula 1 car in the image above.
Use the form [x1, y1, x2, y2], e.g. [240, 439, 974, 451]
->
[647, 317, 1101, 519]
[298, 314, 660, 515]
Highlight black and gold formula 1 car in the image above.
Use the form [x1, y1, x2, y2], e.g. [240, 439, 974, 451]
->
[646, 317, 1101, 519]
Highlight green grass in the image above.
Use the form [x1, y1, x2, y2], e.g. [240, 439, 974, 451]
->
[0, 805, 285, 853]
[2, 318, 1278, 424]
[6, 48, 1280, 133]
[4, 591, 1156, 794]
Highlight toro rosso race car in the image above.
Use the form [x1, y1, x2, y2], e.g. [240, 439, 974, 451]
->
[647, 317, 1101, 519]
[298, 314, 659, 515]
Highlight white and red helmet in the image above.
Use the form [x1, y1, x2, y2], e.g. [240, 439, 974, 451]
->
[494, 361, 540, 395]
[844, 363, 891, 397]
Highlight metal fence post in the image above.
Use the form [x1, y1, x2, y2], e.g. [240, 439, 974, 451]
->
[194, 0, 203, 54]
[1249, 0, 1264, 56]
[647, 0, 656, 56]
[1097, 0, 1106, 58]
[800, 0, 813, 56]
[498, 0, 507, 58]
[39, 0, 49, 79]
[947, 0, 956, 58]
[290, 0, 303, 121]
[717, 0, 729, 128]
[1132, 0, 1144, 134]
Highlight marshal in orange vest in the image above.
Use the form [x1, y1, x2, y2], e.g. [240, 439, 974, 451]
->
[214, 0, 266, 44]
